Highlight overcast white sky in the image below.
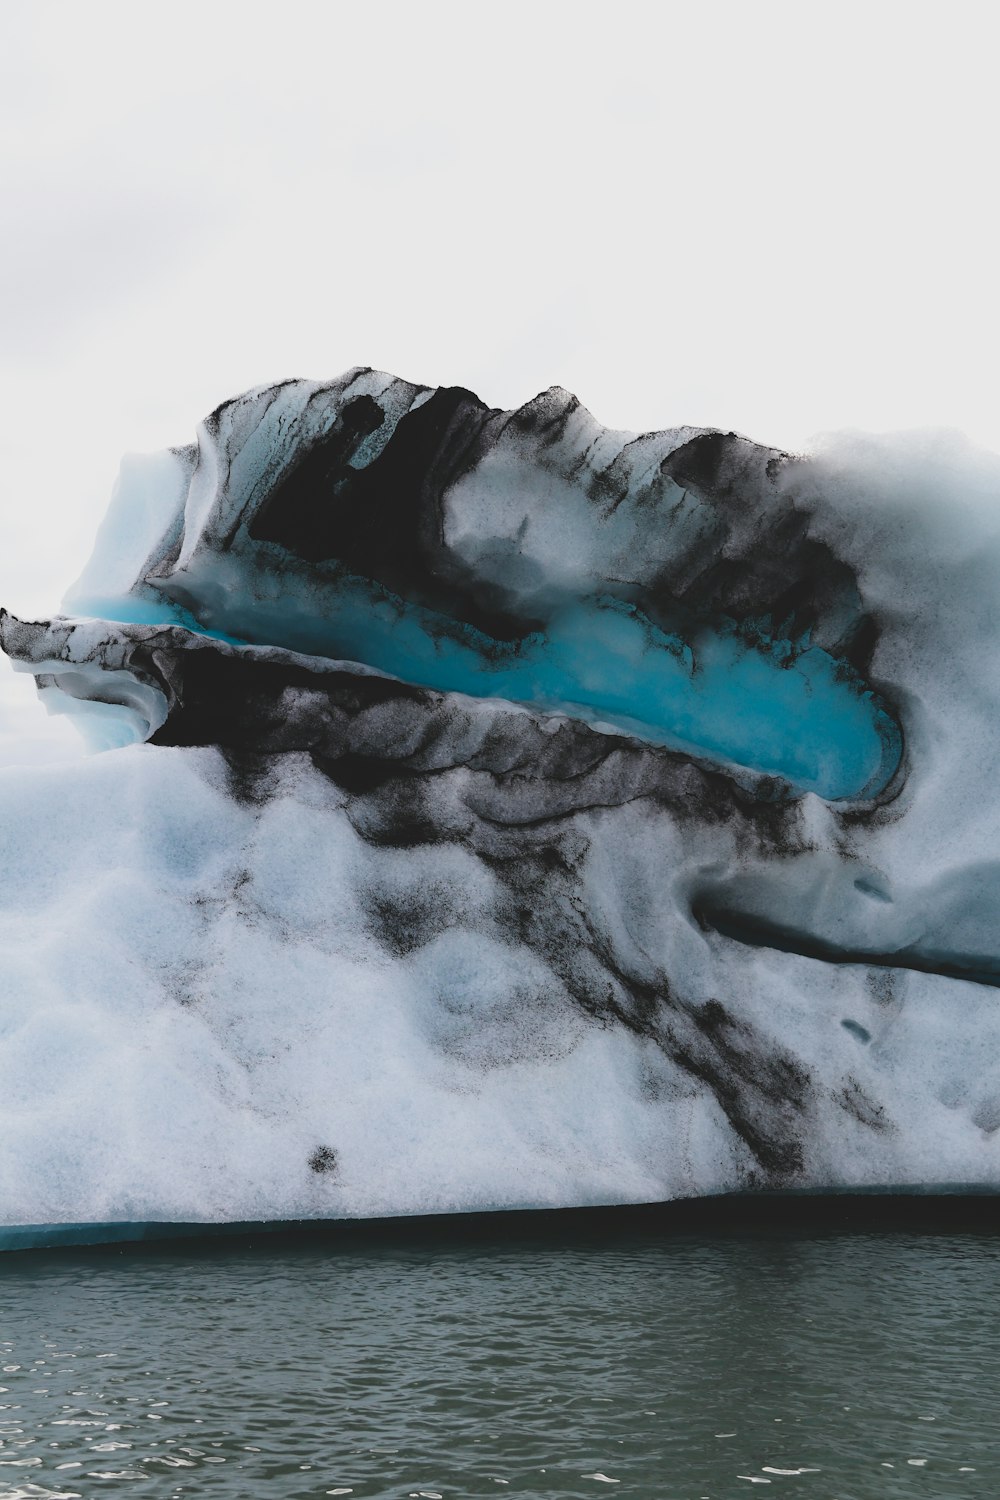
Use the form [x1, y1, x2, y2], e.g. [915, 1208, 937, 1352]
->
[2, 0, 998, 763]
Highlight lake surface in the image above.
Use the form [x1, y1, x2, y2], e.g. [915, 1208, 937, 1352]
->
[1, 1222, 997, 1499]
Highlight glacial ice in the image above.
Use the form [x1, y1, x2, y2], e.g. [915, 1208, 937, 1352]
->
[3, 372, 1000, 1249]
[62, 377, 900, 797]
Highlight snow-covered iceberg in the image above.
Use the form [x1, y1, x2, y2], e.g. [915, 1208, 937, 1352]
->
[3, 369, 1000, 1249]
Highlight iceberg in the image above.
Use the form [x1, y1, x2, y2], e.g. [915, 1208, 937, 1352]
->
[3, 369, 1000, 1249]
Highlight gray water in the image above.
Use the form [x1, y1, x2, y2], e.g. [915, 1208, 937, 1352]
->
[1, 1226, 997, 1499]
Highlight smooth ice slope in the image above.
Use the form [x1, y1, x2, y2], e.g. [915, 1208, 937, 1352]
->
[3, 375, 1000, 1247]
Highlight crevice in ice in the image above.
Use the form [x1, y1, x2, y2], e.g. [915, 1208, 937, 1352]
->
[695, 896, 1000, 989]
[67, 575, 900, 801]
[256, 582, 899, 802]
[690, 854, 1000, 988]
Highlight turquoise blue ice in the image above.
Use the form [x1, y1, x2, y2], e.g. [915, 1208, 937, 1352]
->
[297, 582, 898, 800]
[80, 578, 899, 801]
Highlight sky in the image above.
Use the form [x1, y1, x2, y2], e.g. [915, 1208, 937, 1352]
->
[1, 0, 998, 764]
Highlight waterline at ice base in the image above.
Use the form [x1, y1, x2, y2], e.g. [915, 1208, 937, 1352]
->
[3, 369, 1000, 1252]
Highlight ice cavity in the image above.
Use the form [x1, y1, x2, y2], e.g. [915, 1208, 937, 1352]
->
[60, 374, 899, 798]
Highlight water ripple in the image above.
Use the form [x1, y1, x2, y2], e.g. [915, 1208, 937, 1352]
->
[0, 1231, 997, 1496]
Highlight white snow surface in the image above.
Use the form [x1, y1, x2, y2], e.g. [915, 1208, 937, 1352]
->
[0, 744, 741, 1227]
[0, 732, 1000, 1236]
[4, 737, 1000, 1236]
